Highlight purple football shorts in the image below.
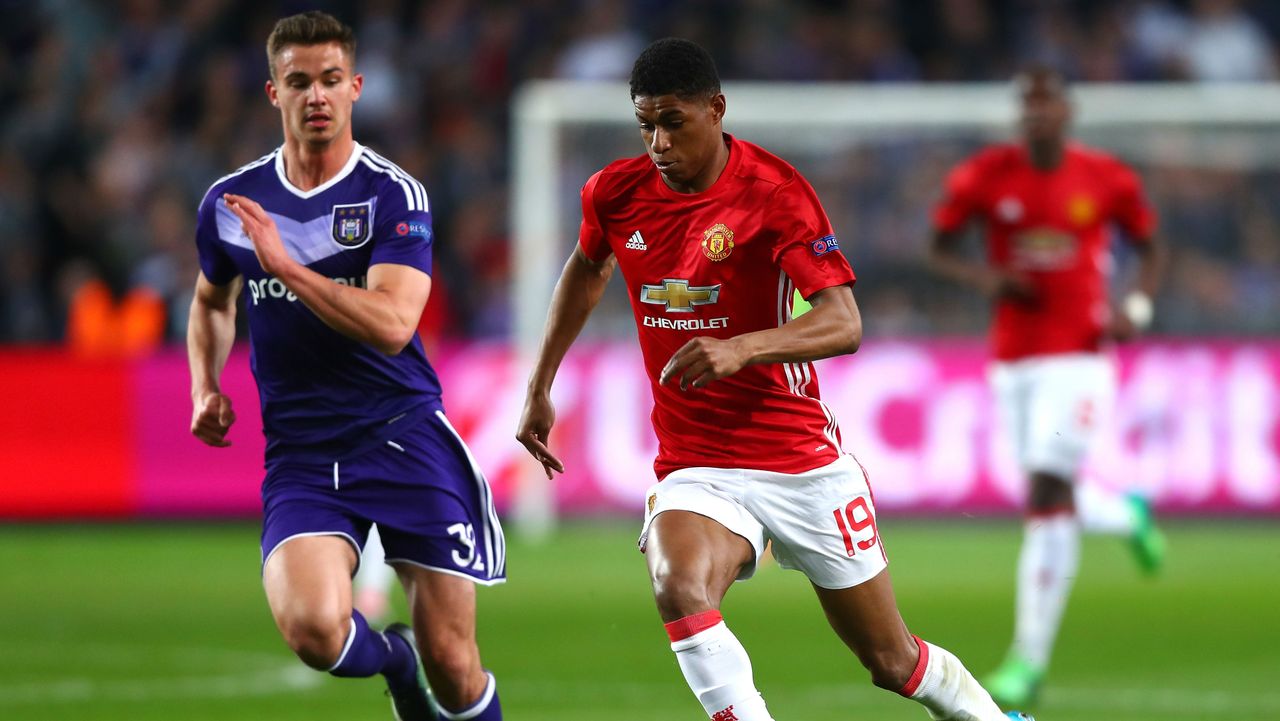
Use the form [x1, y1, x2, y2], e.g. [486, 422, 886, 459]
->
[260, 410, 505, 585]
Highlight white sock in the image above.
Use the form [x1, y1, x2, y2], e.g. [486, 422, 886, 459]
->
[1013, 513, 1080, 669]
[1075, 483, 1137, 535]
[666, 612, 773, 721]
[899, 636, 1006, 721]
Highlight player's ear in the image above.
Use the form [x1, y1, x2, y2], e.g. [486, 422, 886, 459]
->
[351, 72, 363, 102]
[266, 79, 279, 108]
[709, 93, 726, 125]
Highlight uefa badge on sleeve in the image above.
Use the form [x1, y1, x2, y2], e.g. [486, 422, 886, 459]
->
[811, 234, 839, 256]
[330, 202, 373, 248]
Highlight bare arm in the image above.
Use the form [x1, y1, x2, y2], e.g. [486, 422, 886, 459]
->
[225, 193, 429, 355]
[188, 272, 242, 447]
[526, 246, 617, 394]
[517, 246, 617, 477]
[928, 227, 1036, 302]
[276, 261, 430, 355]
[1130, 235, 1166, 300]
[660, 284, 860, 391]
[1111, 235, 1168, 340]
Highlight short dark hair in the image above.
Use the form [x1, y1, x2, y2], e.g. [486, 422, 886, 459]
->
[1015, 63, 1068, 93]
[629, 38, 720, 100]
[266, 11, 356, 79]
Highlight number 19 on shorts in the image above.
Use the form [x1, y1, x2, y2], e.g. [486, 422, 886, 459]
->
[833, 496, 879, 557]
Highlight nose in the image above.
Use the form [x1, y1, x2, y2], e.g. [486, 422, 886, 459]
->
[308, 81, 326, 105]
[650, 127, 672, 155]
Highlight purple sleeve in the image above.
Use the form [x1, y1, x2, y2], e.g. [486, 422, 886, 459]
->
[195, 192, 239, 285]
[370, 181, 433, 275]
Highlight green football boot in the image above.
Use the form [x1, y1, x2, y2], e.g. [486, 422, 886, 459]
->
[384, 623, 439, 721]
[984, 654, 1043, 709]
[1127, 493, 1166, 576]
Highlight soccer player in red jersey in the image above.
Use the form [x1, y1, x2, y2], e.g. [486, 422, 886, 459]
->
[517, 38, 1030, 721]
[929, 66, 1168, 708]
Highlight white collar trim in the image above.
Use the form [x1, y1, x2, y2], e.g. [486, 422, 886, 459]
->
[274, 142, 364, 199]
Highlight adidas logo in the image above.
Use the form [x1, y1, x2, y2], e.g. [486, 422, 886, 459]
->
[625, 230, 648, 251]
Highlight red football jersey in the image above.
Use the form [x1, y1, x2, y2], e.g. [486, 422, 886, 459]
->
[933, 142, 1156, 361]
[579, 135, 855, 479]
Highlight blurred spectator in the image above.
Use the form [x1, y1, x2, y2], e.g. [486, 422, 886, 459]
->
[1, 245, 53, 342]
[61, 260, 166, 359]
[132, 188, 199, 339]
[0, 149, 49, 341]
[1185, 0, 1276, 80]
[553, 1, 645, 80]
[1132, 0, 1276, 80]
[1234, 209, 1280, 332]
[933, 0, 1005, 80]
[1130, 1, 1194, 77]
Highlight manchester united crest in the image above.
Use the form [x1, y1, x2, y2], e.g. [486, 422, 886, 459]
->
[701, 223, 735, 261]
[1067, 194, 1096, 226]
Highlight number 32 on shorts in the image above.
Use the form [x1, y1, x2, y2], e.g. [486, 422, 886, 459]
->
[447, 522, 485, 571]
[832, 496, 879, 557]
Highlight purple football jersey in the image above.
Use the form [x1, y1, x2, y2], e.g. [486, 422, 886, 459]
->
[195, 144, 441, 464]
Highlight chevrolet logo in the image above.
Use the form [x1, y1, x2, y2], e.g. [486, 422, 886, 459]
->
[640, 279, 721, 313]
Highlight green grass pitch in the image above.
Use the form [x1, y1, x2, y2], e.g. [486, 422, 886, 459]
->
[1, 519, 1277, 720]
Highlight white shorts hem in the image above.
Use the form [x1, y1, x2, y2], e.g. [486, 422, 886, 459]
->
[383, 558, 507, 587]
[261, 531, 362, 577]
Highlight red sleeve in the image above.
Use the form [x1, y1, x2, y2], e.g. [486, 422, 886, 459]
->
[577, 170, 613, 262]
[770, 173, 856, 299]
[932, 154, 986, 232]
[1109, 160, 1156, 242]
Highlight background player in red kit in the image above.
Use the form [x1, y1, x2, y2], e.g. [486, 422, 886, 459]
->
[929, 66, 1167, 708]
[517, 38, 1031, 721]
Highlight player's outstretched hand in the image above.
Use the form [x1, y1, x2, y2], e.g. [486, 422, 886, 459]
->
[191, 391, 236, 448]
[660, 336, 747, 391]
[516, 392, 565, 480]
[224, 193, 292, 277]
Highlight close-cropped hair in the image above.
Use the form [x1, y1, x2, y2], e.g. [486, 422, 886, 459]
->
[630, 38, 721, 100]
[265, 11, 357, 78]
[1015, 63, 1068, 93]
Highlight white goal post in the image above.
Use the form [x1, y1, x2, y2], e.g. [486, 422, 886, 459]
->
[509, 81, 1280, 536]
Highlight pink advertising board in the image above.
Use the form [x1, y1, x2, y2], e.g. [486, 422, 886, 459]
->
[434, 340, 1280, 516]
[4, 340, 1279, 518]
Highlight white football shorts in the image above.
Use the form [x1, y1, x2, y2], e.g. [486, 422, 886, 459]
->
[638, 454, 888, 590]
[990, 352, 1116, 480]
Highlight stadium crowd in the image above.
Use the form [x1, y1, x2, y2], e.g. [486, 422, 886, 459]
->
[3, 0, 1279, 351]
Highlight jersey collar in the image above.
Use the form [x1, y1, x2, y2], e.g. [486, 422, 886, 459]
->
[274, 141, 365, 199]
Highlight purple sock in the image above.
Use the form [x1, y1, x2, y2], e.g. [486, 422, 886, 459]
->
[328, 610, 416, 685]
[438, 671, 502, 720]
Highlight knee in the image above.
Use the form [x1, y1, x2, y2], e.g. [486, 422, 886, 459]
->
[860, 638, 921, 692]
[650, 568, 715, 621]
[278, 608, 350, 669]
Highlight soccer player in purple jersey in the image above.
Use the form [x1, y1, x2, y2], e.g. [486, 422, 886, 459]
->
[186, 12, 503, 721]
